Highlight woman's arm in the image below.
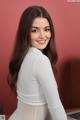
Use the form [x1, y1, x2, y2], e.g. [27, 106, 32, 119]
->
[35, 55, 68, 120]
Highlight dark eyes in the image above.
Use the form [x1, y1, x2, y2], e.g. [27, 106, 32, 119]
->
[31, 29, 37, 32]
[31, 28, 50, 33]
[45, 28, 50, 31]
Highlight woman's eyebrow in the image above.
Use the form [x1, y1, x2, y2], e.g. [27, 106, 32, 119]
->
[44, 26, 50, 28]
[31, 26, 39, 29]
[31, 26, 50, 29]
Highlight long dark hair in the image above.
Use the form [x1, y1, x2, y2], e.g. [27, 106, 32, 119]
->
[8, 5, 58, 91]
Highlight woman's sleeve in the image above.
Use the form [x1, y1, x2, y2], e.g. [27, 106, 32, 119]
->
[35, 56, 67, 120]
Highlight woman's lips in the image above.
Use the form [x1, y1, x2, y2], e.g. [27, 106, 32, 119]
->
[36, 40, 46, 44]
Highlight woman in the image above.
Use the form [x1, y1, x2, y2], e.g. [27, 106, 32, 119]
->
[8, 6, 67, 120]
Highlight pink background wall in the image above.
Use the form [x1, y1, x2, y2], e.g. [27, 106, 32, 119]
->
[0, 0, 80, 115]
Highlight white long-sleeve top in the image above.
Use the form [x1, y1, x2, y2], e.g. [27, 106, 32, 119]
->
[17, 47, 67, 120]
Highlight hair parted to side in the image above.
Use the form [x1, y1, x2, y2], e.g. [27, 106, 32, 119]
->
[8, 5, 58, 92]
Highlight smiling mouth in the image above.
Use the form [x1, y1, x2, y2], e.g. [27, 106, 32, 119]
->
[36, 40, 46, 44]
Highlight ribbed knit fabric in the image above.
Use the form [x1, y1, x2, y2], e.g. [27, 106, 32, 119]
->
[8, 47, 67, 120]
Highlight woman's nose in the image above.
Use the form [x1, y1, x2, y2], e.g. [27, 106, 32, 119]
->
[39, 30, 45, 38]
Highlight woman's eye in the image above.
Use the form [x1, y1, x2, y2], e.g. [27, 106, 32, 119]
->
[45, 28, 50, 31]
[31, 29, 37, 32]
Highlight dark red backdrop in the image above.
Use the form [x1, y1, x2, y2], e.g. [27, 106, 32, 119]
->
[0, 0, 80, 115]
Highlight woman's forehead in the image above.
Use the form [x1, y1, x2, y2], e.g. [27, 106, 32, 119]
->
[31, 17, 50, 27]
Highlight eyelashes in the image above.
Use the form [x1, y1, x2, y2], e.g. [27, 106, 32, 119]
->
[31, 28, 51, 33]
[31, 29, 37, 32]
[45, 28, 50, 31]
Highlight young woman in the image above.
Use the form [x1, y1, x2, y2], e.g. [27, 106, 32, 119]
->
[8, 6, 67, 120]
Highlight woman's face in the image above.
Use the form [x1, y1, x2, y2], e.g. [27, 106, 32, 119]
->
[30, 17, 51, 50]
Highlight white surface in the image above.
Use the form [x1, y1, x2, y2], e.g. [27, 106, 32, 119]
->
[67, 116, 76, 120]
[0, 115, 5, 120]
[67, 110, 80, 120]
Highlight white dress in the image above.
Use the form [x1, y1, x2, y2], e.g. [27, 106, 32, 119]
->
[8, 47, 67, 120]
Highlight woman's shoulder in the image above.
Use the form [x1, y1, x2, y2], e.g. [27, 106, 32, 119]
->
[29, 47, 49, 62]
